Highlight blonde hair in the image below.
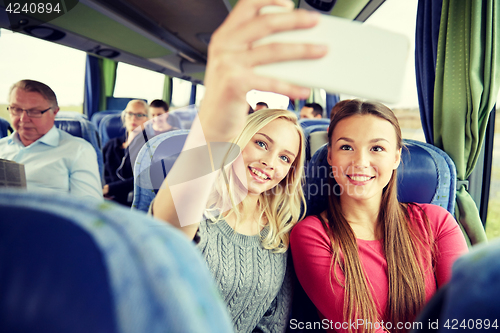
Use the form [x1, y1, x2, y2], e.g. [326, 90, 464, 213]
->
[205, 109, 306, 253]
[120, 99, 149, 123]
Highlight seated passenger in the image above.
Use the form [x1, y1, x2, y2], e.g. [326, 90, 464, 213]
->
[300, 102, 323, 119]
[0, 79, 102, 200]
[148, 99, 178, 135]
[102, 100, 149, 206]
[290, 100, 468, 333]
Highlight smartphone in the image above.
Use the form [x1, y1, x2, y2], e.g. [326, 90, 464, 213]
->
[253, 7, 410, 104]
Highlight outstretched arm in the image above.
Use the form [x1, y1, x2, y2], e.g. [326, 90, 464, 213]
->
[152, 0, 327, 239]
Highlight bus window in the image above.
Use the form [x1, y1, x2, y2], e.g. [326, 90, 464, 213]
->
[195, 84, 205, 107]
[171, 77, 192, 108]
[113, 62, 164, 104]
[485, 92, 500, 240]
[246, 90, 290, 110]
[0, 28, 86, 118]
[364, 0, 425, 143]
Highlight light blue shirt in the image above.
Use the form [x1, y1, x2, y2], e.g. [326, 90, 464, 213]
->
[0, 126, 102, 201]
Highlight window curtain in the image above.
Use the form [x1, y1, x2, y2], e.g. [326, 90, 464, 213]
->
[189, 83, 197, 105]
[415, 0, 442, 144]
[84, 55, 117, 118]
[162, 75, 173, 105]
[430, 0, 500, 244]
[98, 58, 117, 111]
[84, 55, 100, 119]
[325, 93, 340, 119]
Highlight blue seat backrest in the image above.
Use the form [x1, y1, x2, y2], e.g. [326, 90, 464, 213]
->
[106, 97, 146, 111]
[303, 124, 329, 162]
[169, 106, 198, 130]
[305, 139, 457, 216]
[54, 118, 104, 183]
[56, 111, 88, 120]
[0, 117, 13, 138]
[298, 118, 330, 129]
[165, 112, 182, 129]
[132, 130, 190, 212]
[0, 189, 233, 333]
[90, 110, 122, 131]
[99, 114, 126, 147]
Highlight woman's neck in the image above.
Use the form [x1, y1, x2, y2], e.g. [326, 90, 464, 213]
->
[224, 194, 264, 236]
[339, 195, 382, 240]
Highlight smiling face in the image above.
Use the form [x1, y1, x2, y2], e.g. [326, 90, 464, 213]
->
[9, 87, 58, 146]
[150, 106, 169, 131]
[241, 118, 301, 198]
[328, 114, 401, 204]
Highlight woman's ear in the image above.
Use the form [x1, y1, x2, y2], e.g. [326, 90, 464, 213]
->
[393, 147, 402, 170]
[327, 146, 333, 166]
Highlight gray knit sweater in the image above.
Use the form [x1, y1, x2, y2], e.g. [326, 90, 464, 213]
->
[196, 219, 292, 333]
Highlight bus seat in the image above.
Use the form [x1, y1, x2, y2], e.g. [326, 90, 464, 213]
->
[412, 239, 500, 332]
[303, 124, 329, 163]
[56, 111, 88, 120]
[165, 112, 183, 129]
[106, 97, 146, 111]
[90, 110, 121, 131]
[54, 118, 104, 183]
[132, 130, 190, 212]
[309, 131, 328, 158]
[305, 139, 457, 216]
[0, 189, 233, 333]
[169, 106, 198, 130]
[298, 118, 330, 129]
[99, 114, 126, 147]
[0, 117, 13, 138]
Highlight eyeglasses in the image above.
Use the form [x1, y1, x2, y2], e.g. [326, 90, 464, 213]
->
[7, 106, 52, 118]
[125, 111, 148, 119]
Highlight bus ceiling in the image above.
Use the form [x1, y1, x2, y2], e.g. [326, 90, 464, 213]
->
[0, 0, 384, 83]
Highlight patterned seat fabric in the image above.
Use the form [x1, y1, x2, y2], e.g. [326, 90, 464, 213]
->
[0, 189, 233, 333]
[132, 130, 190, 212]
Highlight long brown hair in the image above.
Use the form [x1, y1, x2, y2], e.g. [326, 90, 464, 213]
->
[320, 100, 434, 333]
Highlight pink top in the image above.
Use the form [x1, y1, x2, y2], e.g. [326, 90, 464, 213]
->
[290, 203, 468, 333]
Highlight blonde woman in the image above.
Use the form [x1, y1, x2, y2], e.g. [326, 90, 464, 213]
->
[151, 0, 327, 330]
[102, 99, 149, 205]
[153, 110, 306, 332]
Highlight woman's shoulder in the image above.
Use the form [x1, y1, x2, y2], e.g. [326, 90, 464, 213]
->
[103, 136, 124, 152]
[296, 214, 323, 227]
[291, 214, 326, 238]
[406, 203, 458, 233]
[407, 202, 451, 219]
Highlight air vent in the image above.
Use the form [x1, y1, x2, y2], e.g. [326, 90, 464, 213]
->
[96, 49, 120, 59]
[24, 26, 65, 41]
[299, 0, 337, 14]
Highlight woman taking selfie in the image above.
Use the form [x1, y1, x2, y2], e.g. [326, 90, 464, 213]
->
[151, 0, 327, 331]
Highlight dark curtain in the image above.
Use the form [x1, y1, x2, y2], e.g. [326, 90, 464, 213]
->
[189, 84, 197, 105]
[415, 0, 442, 144]
[325, 93, 340, 119]
[84, 55, 100, 119]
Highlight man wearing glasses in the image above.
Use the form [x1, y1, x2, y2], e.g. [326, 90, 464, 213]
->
[0, 79, 102, 200]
